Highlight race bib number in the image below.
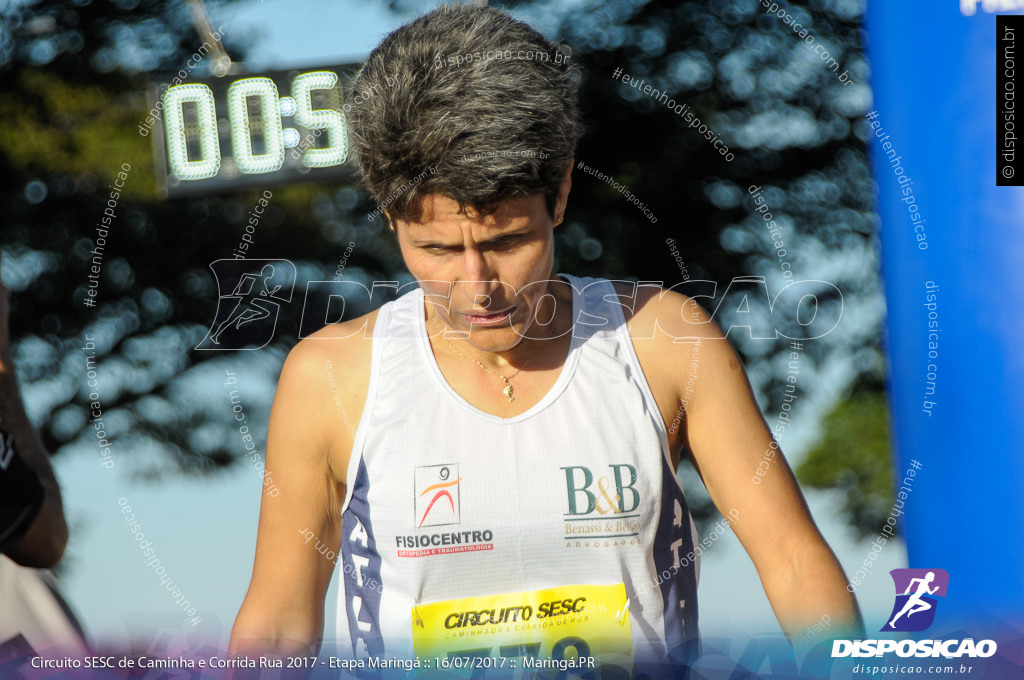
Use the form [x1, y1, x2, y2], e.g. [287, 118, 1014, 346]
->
[412, 584, 633, 679]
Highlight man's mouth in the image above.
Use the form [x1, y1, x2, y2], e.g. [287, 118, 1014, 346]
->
[460, 306, 515, 325]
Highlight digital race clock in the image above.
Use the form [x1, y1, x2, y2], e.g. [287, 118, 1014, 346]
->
[148, 63, 362, 198]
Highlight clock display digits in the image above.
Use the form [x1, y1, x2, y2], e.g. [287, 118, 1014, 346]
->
[163, 83, 221, 181]
[153, 64, 356, 196]
[227, 77, 286, 175]
[292, 71, 349, 168]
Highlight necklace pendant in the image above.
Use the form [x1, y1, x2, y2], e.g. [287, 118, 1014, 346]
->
[503, 385, 514, 402]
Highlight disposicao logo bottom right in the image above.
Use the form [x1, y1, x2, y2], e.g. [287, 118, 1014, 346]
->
[832, 567, 998, 660]
[881, 568, 949, 632]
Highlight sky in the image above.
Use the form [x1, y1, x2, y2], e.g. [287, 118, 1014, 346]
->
[33, 0, 907, 656]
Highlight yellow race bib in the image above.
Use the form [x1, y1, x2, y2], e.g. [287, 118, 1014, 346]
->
[412, 584, 633, 678]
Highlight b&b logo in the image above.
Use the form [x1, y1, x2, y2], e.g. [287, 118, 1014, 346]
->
[562, 464, 639, 515]
[196, 260, 296, 350]
[881, 568, 949, 632]
[415, 465, 461, 527]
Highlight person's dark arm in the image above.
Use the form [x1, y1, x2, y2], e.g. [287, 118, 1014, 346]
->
[0, 280, 69, 568]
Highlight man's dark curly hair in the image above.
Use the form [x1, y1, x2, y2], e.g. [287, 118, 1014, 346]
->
[348, 4, 583, 222]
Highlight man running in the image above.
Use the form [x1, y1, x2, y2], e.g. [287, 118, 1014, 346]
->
[888, 572, 939, 628]
[209, 264, 283, 346]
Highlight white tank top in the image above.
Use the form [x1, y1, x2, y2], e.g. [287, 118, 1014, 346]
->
[336, 275, 700, 676]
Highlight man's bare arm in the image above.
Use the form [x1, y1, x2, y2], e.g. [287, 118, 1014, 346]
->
[229, 330, 360, 658]
[661, 290, 864, 643]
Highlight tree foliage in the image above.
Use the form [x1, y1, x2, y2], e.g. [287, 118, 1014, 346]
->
[796, 389, 895, 538]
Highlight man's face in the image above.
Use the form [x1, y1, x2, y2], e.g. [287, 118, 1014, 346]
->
[393, 193, 559, 353]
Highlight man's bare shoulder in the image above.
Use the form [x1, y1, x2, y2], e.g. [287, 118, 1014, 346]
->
[283, 308, 381, 375]
[608, 281, 742, 420]
[274, 309, 382, 479]
[608, 280, 720, 343]
[277, 307, 381, 413]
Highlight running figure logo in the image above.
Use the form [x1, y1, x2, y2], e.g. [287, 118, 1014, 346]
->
[414, 465, 461, 528]
[196, 260, 295, 350]
[881, 568, 950, 632]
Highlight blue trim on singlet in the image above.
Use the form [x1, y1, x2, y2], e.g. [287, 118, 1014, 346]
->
[650, 452, 701, 677]
[341, 457, 386, 659]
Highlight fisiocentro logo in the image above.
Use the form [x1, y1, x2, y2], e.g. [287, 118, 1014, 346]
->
[832, 569, 997, 659]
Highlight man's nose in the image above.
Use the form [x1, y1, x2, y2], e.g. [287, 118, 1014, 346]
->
[456, 249, 502, 308]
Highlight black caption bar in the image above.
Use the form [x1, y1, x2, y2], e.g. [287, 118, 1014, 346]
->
[998, 15, 1024, 186]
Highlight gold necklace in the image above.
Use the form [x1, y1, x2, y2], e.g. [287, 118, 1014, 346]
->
[429, 315, 534, 403]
